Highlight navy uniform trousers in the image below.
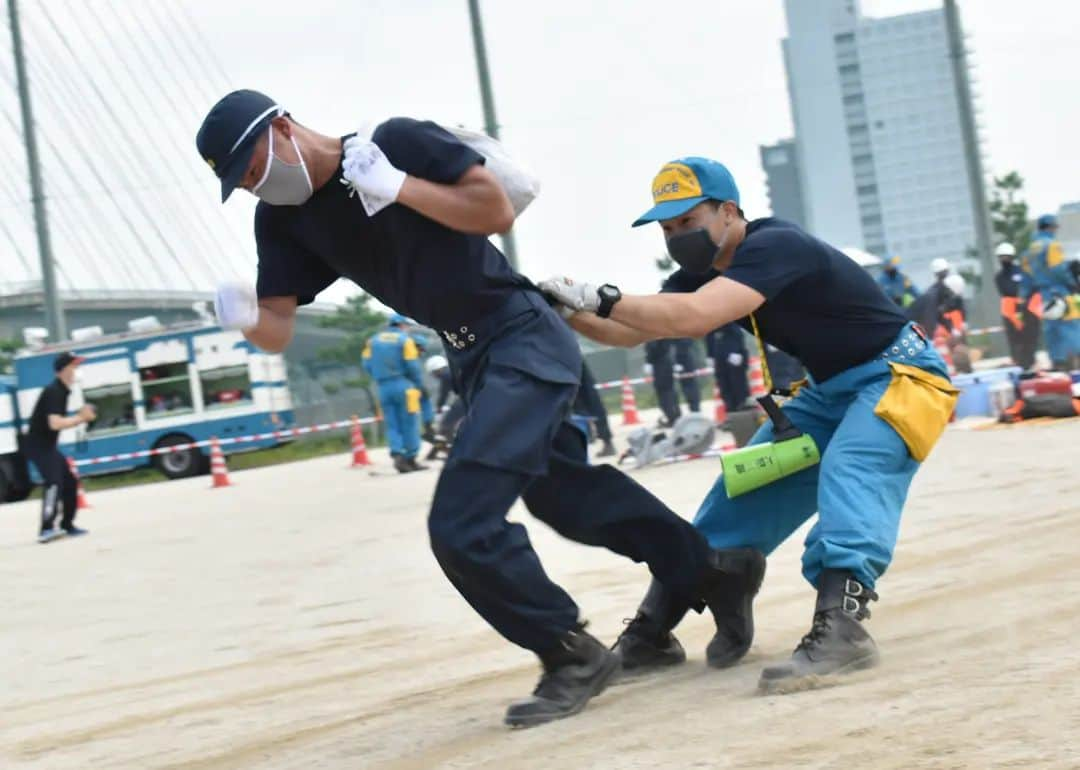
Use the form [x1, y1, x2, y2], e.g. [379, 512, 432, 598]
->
[431, 290, 710, 653]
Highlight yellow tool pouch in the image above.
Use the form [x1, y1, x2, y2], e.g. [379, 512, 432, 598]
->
[874, 362, 959, 462]
[405, 388, 422, 415]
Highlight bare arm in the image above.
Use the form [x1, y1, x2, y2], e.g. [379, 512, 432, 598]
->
[397, 164, 514, 235]
[244, 296, 298, 354]
[48, 407, 93, 431]
[569, 313, 653, 348]
[609, 277, 766, 338]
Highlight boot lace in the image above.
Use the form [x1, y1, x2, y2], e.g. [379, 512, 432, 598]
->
[794, 611, 832, 654]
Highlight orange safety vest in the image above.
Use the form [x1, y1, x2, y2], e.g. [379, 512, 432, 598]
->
[1000, 296, 1024, 331]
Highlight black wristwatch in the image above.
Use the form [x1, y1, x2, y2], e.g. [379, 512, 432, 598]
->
[596, 283, 622, 318]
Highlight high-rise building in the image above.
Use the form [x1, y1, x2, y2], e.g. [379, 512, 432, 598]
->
[780, 0, 983, 285]
[760, 139, 808, 229]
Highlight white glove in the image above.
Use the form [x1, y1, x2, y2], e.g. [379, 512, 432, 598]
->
[537, 275, 601, 313]
[214, 282, 259, 331]
[340, 137, 406, 216]
[726, 352, 744, 367]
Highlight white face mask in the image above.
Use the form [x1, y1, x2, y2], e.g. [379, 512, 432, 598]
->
[252, 127, 313, 206]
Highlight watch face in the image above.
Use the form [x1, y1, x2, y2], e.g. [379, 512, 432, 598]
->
[601, 285, 619, 299]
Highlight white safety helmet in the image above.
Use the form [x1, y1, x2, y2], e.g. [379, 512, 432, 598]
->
[1042, 295, 1068, 321]
[995, 242, 1016, 258]
[943, 273, 966, 296]
[930, 257, 950, 276]
[424, 355, 449, 374]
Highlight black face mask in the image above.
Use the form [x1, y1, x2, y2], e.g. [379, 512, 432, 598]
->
[666, 228, 719, 274]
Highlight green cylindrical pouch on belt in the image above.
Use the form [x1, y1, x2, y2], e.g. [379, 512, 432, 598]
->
[720, 394, 820, 498]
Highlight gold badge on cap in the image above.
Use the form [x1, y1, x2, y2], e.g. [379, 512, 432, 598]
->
[205, 157, 216, 170]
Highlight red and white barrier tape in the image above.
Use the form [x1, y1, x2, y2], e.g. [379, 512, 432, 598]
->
[593, 366, 714, 392]
[73, 416, 381, 468]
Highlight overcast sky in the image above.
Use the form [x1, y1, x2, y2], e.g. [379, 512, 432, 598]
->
[7, 0, 1080, 302]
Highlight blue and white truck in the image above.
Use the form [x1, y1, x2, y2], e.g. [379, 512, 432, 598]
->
[0, 319, 294, 502]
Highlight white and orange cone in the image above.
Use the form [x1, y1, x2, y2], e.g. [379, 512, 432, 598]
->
[209, 437, 232, 488]
[349, 414, 372, 468]
[620, 376, 641, 426]
[748, 356, 768, 400]
[713, 383, 728, 425]
[67, 456, 91, 510]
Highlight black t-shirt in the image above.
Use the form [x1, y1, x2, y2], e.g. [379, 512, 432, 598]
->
[254, 118, 530, 329]
[27, 378, 69, 450]
[661, 218, 907, 382]
[995, 264, 1024, 298]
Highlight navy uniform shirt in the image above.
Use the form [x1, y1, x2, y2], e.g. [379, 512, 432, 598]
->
[662, 218, 907, 383]
[254, 118, 530, 329]
[27, 378, 70, 451]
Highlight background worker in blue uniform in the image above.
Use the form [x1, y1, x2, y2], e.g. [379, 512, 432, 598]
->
[25, 352, 96, 543]
[706, 322, 751, 411]
[363, 313, 426, 474]
[199, 90, 742, 728]
[542, 157, 957, 694]
[1022, 214, 1080, 371]
[994, 242, 1040, 370]
[572, 361, 617, 457]
[645, 337, 702, 426]
[877, 256, 920, 308]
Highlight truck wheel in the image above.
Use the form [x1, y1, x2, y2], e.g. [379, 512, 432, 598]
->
[153, 435, 204, 479]
[0, 456, 31, 503]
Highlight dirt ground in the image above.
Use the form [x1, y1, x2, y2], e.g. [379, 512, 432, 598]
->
[3, 411, 1079, 769]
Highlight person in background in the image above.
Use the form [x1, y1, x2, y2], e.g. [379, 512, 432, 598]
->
[994, 242, 1039, 370]
[363, 313, 426, 474]
[573, 361, 617, 458]
[645, 337, 702, 427]
[706, 322, 751, 411]
[877, 256, 920, 308]
[25, 353, 96, 544]
[1022, 214, 1080, 371]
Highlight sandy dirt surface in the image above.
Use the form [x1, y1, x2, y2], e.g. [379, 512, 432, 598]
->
[3, 413, 1079, 769]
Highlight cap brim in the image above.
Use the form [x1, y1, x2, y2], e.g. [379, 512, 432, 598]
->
[218, 135, 261, 203]
[631, 196, 709, 227]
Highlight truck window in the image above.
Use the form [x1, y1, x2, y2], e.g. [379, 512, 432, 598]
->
[83, 383, 136, 436]
[140, 363, 194, 419]
[200, 364, 253, 411]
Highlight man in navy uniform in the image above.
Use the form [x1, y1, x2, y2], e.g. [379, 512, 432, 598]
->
[197, 90, 743, 727]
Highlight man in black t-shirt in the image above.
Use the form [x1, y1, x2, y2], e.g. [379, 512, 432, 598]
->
[25, 352, 96, 543]
[542, 156, 957, 694]
[196, 91, 743, 727]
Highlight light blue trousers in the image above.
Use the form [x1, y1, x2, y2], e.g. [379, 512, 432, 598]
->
[693, 324, 949, 589]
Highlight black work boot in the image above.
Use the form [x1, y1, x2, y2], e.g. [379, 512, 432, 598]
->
[612, 579, 689, 678]
[504, 625, 620, 728]
[758, 570, 880, 694]
[700, 548, 767, 668]
[392, 454, 413, 474]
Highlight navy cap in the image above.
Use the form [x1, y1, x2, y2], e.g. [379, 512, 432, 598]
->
[1037, 213, 1059, 229]
[196, 90, 282, 202]
[54, 352, 85, 372]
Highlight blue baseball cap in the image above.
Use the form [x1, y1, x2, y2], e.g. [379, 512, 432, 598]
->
[388, 313, 412, 326]
[632, 157, 740, 227]
[196, 89, 284, 202]
[1037, 213, 1059, 229]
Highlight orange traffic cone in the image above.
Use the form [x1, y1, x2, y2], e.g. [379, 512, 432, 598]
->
[713, 383, 728, 425]
[620, 376, 641, 426]
[748, 356, 768, 399]
[349, 414, 372, 467]
[209, 437, 232, 488]
[67, 457, 91, 510]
